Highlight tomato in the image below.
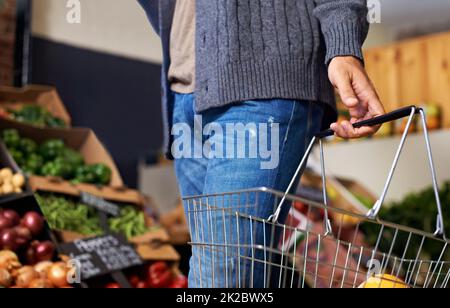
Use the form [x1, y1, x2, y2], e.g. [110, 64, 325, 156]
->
[293, 201, 308, 215]
[128, 275, 140, 288]
[136, 281, 148, 289]
[105, 282, 121, 289]
[168, 275, 188, 288]
[147, 262, 173, 288]
[0, 108, 10, 118]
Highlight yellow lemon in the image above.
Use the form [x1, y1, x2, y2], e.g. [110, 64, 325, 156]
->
[334, 213, 362, 227]
[359, 274, 409, 289]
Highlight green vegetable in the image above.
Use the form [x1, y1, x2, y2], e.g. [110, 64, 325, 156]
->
[362, 182, 450, 261]
[39, 139, 65, 161]
[2, 130, 113, 185]
[2, 129, 20, 149]
[108, 206, 148, 239]
[90, 163, 112, 185]
[35, 193, 149, 239]
[59, 148, 85, 168]
[24, 153, 44, 174]
[36, 193, 103, 236]
[45, 117, 67, 128]
[8, 104, 67, 128]
[73, 165, 96, 184]
[41, 159, 74, 179]
[9, 149, 24, 166]
[19, 138, 38, 154]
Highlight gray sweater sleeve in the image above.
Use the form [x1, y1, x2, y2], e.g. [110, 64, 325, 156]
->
[313, 0, 369, 64]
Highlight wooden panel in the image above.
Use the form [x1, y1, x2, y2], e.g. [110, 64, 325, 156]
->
[425, 32, 450, 128]
[397, 39, 429, 104]
[364, 46, 400, 112]
[365, 30, 450, 128]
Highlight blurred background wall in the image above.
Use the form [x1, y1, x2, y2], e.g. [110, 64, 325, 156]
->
[30, 0, 163, 187]
[0, 0, 17, 85]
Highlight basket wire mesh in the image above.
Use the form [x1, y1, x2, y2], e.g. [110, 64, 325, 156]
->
[185, 107, 449, 288]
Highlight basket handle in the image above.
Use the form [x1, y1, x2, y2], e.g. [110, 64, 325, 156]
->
[268, 106, 446, 239]
[315, 105, 421, 139]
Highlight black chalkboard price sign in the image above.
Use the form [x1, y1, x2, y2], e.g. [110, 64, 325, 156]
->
[60, 234, 143, 280]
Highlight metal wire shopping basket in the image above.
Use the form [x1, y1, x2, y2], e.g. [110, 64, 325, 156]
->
[185, 106, 450, 288]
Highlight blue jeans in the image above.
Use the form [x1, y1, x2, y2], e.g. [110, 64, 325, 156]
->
[172, 92, 323, 288]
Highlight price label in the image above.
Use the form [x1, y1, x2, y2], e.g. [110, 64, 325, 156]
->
[80, 192, 120, 217]
[60, 234, 143, 280]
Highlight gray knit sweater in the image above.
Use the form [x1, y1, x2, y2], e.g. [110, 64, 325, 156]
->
[138, 0, 369, 156]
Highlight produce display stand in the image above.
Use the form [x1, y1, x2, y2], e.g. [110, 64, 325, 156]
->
[30, 184, 181, 288]
[0, 192, 55, 242]
[0, 85, 71, 126]
[0, 193, 77, 288]
[0, 120, 123, 186]
[0, 85, 185, 288]
[28, 175, 144, 209]
[30, 185, 178, 260]
[0, 140, 31, 199]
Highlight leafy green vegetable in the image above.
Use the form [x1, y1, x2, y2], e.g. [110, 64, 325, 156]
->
[36, 193, 103, 236]
[2, 129, 20, 148]
[72, 163, 111, 185]
[109, 206, 148, 239]
[39, 139, 65, 161]
[362, 182, 450, 261]
[19, 138, 37, 154]
[23, 153, 44, 174]
[8, 104, 67, 128]
[2, 130, 112, 185]
[36, 193, 149, 239]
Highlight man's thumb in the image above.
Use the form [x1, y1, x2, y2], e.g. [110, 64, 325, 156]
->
[336, 76, 359, 108]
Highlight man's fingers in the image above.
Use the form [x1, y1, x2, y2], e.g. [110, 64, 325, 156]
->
[353, 126, 378, 138]
[353, 70, 385, 117]
[331, 121, 378, 139]
[328, 56, 387, 139]
[333, 73, 359, 108]
[330, 122, 348, 138]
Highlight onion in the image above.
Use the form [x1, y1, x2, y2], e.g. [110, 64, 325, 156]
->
[34, 261, 53, 278]
[25, 245, 37, 265]
[0, 250, 21, 270]
[2, 184, 14, 195]
[16, 266, 39, 288]
[0, 168, 13, 179]
[0, 229, 20, 251]
[0, 216, 13, 232]
[2, 210, 20, 226]
[0, 268, 12, 288]
[11, 174, 25, 188]
[47, 262, 70, 288]
[28, 278, 53, 289]
[14, 226, 32, 244]
[21, 212, 44, 236]
[34, 241, 55, 262]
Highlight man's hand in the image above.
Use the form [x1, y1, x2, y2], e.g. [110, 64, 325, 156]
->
[328, 56, 385, 139]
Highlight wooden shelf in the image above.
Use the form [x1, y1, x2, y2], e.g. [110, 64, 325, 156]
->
[364, 31, 450, 128]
